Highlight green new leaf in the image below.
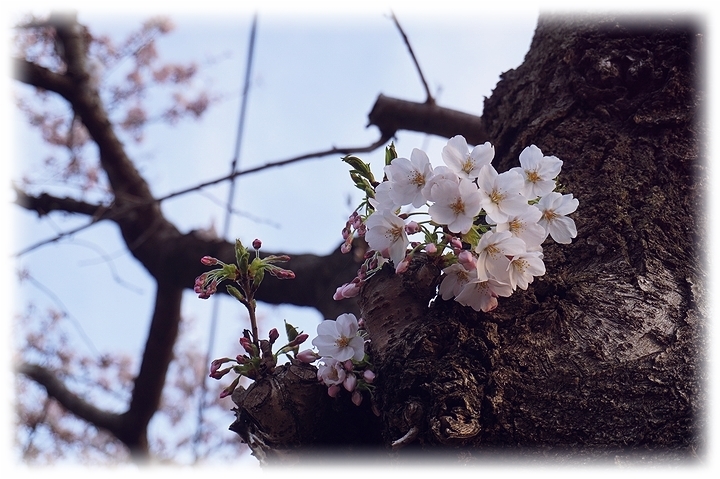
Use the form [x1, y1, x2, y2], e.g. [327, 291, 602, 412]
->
[252, 267, 265, 289]
[461, 225, 481, 249]
[284, 320, 299, 342]
[235, 239, 249, 273]
[384, 142, 397, 166]
[226, 285, 245, 303]
[343, 155, 376, 184]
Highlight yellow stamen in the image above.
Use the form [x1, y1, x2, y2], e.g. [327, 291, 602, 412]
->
[526, 170, 541, 183]
[410, 171, 425, 187]
[450, 198, 465, 215]
[489, 189, 504, 205]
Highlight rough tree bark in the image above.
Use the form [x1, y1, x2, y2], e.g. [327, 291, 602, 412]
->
[229, 13, 706, 465]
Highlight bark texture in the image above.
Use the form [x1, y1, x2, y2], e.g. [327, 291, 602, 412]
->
[231, 13, 706, 464]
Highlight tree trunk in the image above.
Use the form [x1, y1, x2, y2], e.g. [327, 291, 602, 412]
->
[230, 13, 705, 464]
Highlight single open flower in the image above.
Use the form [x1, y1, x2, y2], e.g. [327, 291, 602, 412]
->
[427, 178, 482, 234]
[365, 210, 410, 266]
[441, 135, 494, 180]
[317, 358, 346, 386]
[536, 192, 579, 244]
[510, 145, 563, 200]
[477, 165, 528, 224]
[312, 313, 366, 362]
[385, 148, 434, 208]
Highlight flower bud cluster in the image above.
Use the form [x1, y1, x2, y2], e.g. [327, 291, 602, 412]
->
[194, 239, 295, 302]
[297, 313, 375, 406]
[338, 136, 579, 312]
[197, 238, 303, 399]
[209, 324, 310, 398]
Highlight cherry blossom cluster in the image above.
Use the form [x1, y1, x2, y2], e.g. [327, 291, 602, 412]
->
[296, 313, 375, 406]
[337, 135, 579, 312]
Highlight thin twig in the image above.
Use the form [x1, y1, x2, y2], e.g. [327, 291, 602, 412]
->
[14, 135, 391, 258]
[156, 134, 391, 204]
[390, 11, 434, 105]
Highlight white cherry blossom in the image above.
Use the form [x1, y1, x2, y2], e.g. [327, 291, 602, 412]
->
[427, 178, 482, 234]
[384, 148, 434, 208]
[455, 278, 513, 313]
[368, 180, 398, 213]
[477, 165, 528, 224]
[312, 313, 366, 362]
[491, 206, 546, 251]
[510, 145, 563, 200]
[316, 358, 347, 386]
[536, 192, 579, 244]
[364, 210, 409, 265]
[506, 250, 546, 290]
[475, 230, 527, 282]
[442, 135, 494, 179]
[439, 263, 477, 300]
[422, 165, 459, 202]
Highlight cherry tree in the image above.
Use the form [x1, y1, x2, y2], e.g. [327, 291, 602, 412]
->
[11, 10, 706, 467]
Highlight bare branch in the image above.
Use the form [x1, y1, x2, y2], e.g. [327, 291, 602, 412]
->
[121, 281, 183, 452]
[368, 94, 487, 145]
[13, 219, 103, 257]
[17, 363, 123, 436]
[14, 185, 109, 218]
[390, 11, 434, 105]
[13, 58, 74, 96]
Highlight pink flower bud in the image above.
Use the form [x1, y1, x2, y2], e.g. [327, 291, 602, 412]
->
[210, 357, 231, 375]
[357, 317, 365, 329]
[425, 243, 437, 254]
[395, 257, 410, 274]
[450, 237, 463, 250]
[252, 238, 262, 250]
[351, 212, 363, 229]
[209, 367, 231, 380]
[340, 242, 352, 254]
[333, 281, 361, 300]
[344, 374, 357, 392]
[328, 384, 341, 398]
[288, 333, 309, 347]
[267, 266, 295, 280]
[344, 360, 354, 371]
[297, 349, 318, 363]
[363, 370, 375, 384]
[201, 256, 219, 266]
[268, 328, 279, 344]
[405, 221, 420, 235]
[458, 250, 477, 269]
[351, 390, 363, 406]
[239, 337, 254, 355]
